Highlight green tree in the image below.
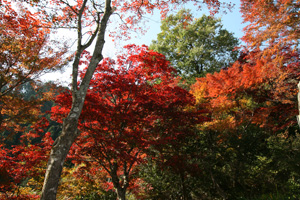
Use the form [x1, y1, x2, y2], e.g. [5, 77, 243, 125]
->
[150, 9, 239, 82]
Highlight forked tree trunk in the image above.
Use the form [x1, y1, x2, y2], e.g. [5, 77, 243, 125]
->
[110, 162, 129, 200]
[40, 0, 115, 199]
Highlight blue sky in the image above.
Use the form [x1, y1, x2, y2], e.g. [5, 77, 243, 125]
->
[123, 0, 244, 47]
[43, 0, 245, 83]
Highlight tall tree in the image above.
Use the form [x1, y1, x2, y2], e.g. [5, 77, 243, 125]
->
[150, 9, 239, 81]
[51, 45, 201, 200]
[3, 0, 229, 199]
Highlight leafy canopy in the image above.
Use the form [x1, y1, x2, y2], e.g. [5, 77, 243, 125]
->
[51, 45, 202, 199]
[150, 9, 239, 81]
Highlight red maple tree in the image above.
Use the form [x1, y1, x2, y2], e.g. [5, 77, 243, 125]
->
[51, 45, 204, 199]
[1, 1, 235, 198]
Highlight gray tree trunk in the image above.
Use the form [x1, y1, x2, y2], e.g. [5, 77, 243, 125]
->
[40, 0, 115, 199]
[297, 81, 300, 128]
[40, 115, 80, 199]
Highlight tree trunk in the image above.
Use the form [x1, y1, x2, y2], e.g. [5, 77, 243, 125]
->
[179, 171, 188, 200]
[40, 115, 79, 199]
[116, 188, 126, 200]
[110, 162, 129, 200]
[40, 0, 114, 198]
[297, 81, 300, 128]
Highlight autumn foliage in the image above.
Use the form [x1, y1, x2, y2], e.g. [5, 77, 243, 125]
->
[191, 0, 300, 134]
[0, 118, 54, 199]
[0, 2, 68, 132]
[191, 48, 300, 133]
[50, 45, 203, 198]
[241, 0, 299, 50]
[1, 0, 300, 199]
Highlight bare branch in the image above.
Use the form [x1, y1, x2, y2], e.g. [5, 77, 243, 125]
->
[60, 0, 79, 14]
[82, 12, 101, 49]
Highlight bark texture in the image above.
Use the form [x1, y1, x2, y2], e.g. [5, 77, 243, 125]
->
[111, 162, 129, 200]
[40, 0, 114, 199]
[40, 116, 80, 199]
[297, 81, 300, 128]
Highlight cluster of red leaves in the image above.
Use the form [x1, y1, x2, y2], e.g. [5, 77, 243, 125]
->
[0, 118, 53, 199]
[191, 48, 300, 133]
[0, 2, 67, 77]
[0, 2, 68, 132]
[51, 44, 205, 195]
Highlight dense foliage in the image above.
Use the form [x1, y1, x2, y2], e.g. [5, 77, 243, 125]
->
[150, 9, 239, 82]
[51, 45, 203, 199]
[0, 0, 299, 199]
